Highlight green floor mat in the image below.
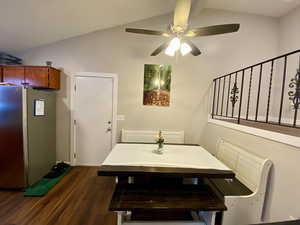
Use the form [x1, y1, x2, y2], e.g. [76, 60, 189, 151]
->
[24, 167, 72, 197]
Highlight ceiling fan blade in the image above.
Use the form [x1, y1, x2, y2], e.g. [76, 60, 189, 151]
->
[173, 0, 192, 28]
[125, 28, 170, 37]
[185, 40, 201, 56]
[151, 42, 170, 56]
[185, 24, 240, 37]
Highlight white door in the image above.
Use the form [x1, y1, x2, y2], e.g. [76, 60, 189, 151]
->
[74, 75, 114, 166]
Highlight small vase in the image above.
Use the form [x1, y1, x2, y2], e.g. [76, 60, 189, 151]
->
[156, 142, 164, 154]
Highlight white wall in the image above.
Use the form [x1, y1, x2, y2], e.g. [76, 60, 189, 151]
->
[269, 5, 300, 122]
[18, 9, 279, 161]
[279, 5, 300, 54]
[201, 7, 300, 222]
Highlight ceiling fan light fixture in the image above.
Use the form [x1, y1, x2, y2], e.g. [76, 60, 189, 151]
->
[165, 47, 176, 56]
[165, 37, 181, 56]
[126, 0, 240, 57]
[180, 42, 192, 56]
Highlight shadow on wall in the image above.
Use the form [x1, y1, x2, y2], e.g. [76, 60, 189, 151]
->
[190, 81, 214, 144]
[56, 68, 71, 162]
[262, 166, 275, 221]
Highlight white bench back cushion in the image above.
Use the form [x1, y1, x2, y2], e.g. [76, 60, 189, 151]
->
[121, 129, 185, 144]
[217, 139, 268, 192]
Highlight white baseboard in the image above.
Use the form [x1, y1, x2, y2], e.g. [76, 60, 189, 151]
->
[56, 160, 71, 165]
[74, 163, 101, 167]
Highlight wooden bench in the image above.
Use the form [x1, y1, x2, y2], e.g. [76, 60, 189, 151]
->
[121, 129, 185, 144]
[204, 139, 273, 225]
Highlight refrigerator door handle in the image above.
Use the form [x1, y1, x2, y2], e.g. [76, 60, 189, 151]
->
[22, 87, 29, 187]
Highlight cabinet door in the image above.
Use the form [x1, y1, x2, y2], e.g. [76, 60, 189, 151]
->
[49, 68, 60, 90]
[0, 67, 3, 82]
[25, 67, 49, 88]
[3, 66, 25, 85]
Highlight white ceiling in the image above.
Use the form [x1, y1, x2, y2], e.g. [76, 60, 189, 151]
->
[0, 0, 175, 53]
[206, 0, 300, 18]
[1, 0, 300, 53]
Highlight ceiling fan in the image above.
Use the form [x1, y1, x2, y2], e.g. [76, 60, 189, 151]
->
[125, 0, 240, 56]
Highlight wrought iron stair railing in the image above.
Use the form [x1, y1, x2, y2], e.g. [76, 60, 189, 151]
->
[211, 49, 300, 129]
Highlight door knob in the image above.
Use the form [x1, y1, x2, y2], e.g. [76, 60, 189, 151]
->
[107, 127, 112, 132]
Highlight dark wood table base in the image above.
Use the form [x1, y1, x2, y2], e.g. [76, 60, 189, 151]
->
[104, 175, 226, 224]
[110, 183, 227, 212]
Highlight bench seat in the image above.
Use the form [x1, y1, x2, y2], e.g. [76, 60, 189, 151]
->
[110, 183, 226, 211]
[206, 178, 253, 197]
[206, 139, 272, 225]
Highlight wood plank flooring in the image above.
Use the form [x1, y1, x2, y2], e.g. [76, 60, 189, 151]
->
[0, 167, 117, 225]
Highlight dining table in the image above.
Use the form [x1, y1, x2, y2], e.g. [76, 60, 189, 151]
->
[98, 143, 235, 225]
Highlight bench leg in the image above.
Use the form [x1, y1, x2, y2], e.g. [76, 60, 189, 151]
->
[117, 211, 123, 225]
[199, 211, 223, 225]
[215, 212, 223, 225]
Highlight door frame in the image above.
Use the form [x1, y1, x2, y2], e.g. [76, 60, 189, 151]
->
[70, 72, 118, 166]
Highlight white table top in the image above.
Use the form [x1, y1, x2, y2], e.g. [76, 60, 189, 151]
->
[102, 144, 231, 171]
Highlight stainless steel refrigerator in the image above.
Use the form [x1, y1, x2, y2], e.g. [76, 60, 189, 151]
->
[0, 84, 56, 188]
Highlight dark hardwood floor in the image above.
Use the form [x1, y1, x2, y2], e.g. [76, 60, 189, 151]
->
[0, 167, 117, 225]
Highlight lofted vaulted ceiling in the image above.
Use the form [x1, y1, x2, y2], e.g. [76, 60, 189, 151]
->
[1, 0, 300, 53]
[206, 0, 300, 18]
[0, 0, 175, 53]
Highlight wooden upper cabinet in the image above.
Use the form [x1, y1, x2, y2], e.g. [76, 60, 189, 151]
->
[0, 66, 3, 82]
[2, 66, 25, 85]
[48, 67, 60, 90]
[2, 66, 60, 90]
[25, 67, 49, 88]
